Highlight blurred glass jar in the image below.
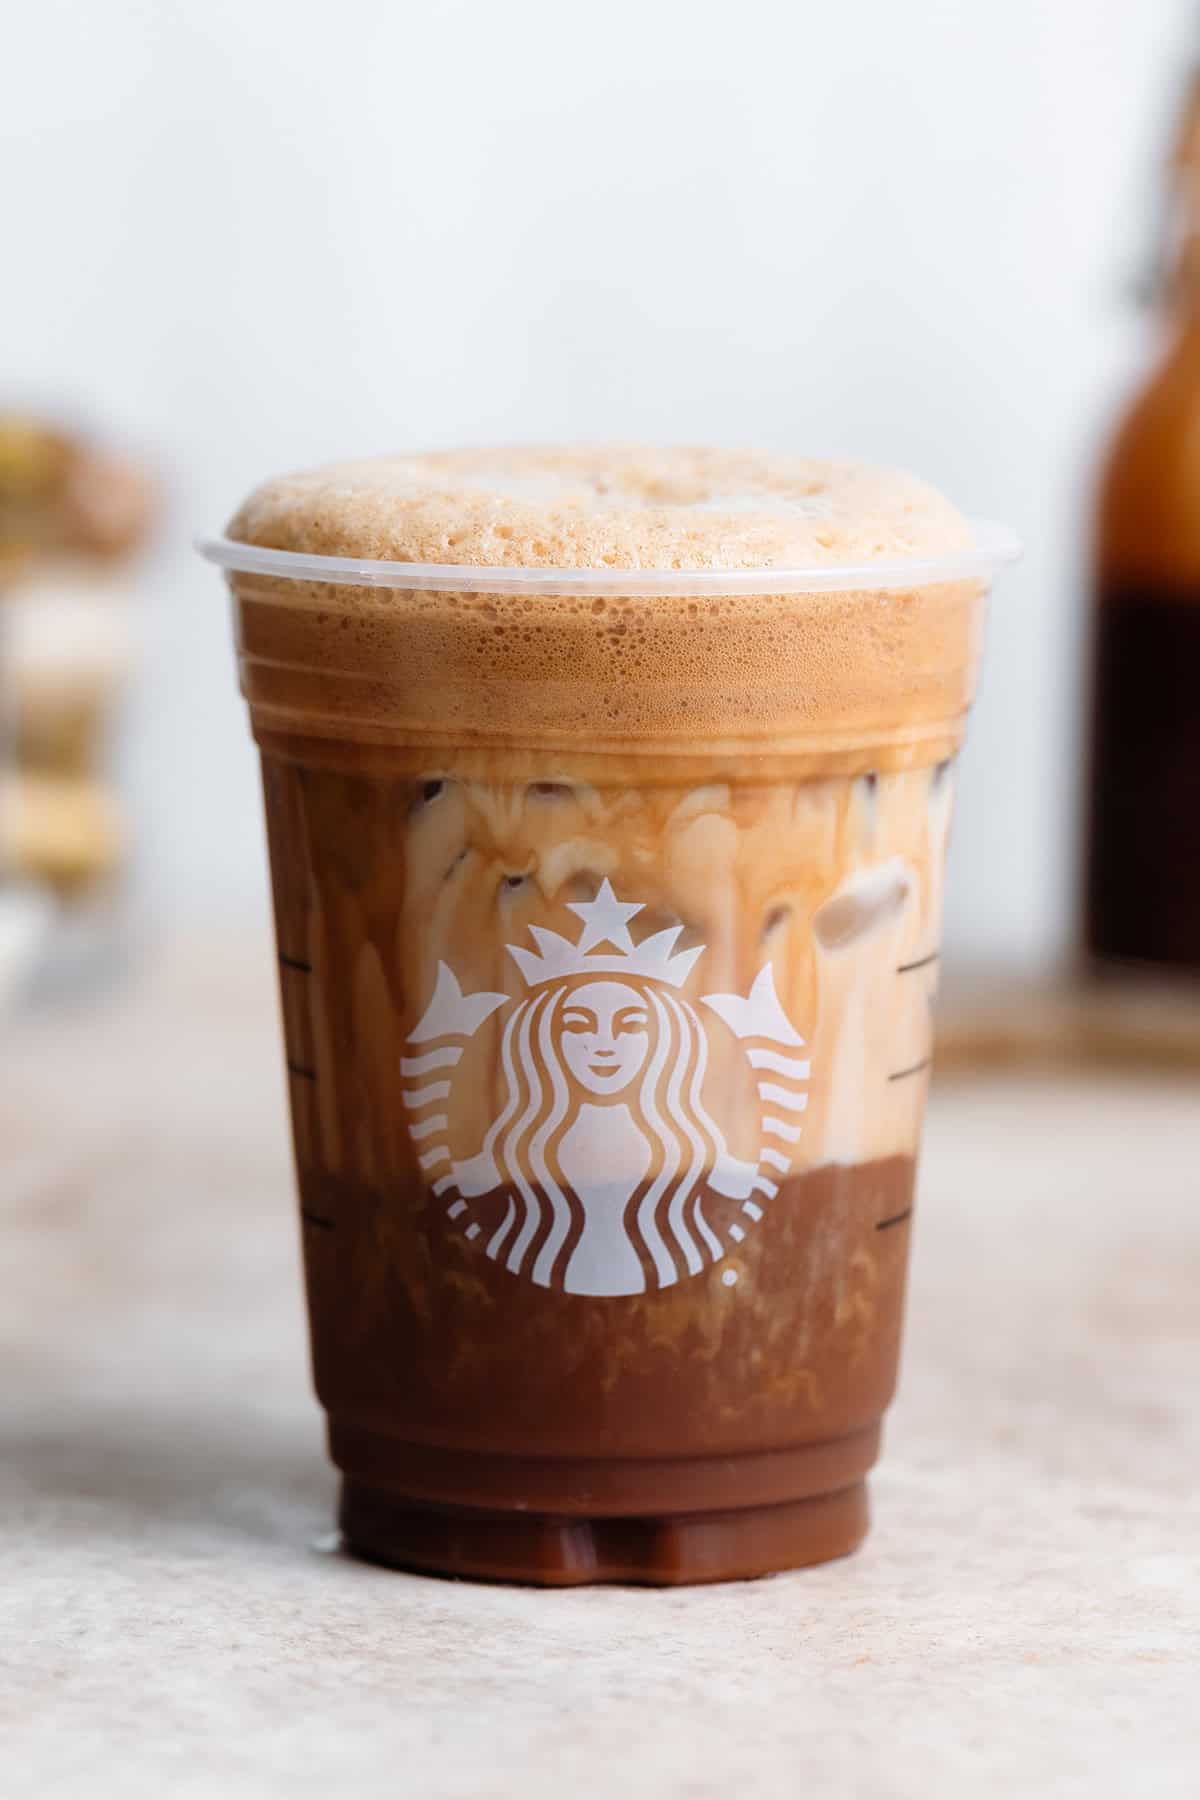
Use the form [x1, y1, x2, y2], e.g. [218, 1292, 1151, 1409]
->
[0, 412, 157, 1001]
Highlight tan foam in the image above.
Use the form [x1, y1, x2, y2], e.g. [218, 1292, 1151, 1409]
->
[233, 572, 982, 771]
[228, 444, 971, 572]
[226, 445, 982, 766]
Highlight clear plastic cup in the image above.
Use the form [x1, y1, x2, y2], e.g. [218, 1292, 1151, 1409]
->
[200, 518, 1018, 1585]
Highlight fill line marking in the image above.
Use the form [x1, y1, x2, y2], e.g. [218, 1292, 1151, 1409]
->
[887, 1056, 932, 1083]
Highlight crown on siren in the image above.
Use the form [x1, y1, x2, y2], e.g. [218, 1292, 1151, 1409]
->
[507, 879, 704, 990]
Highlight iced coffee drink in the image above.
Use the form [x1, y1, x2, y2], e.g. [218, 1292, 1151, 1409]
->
[204, 446, 1015, 1583]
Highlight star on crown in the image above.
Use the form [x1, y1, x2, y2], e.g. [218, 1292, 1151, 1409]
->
[507, 879, 704, 990]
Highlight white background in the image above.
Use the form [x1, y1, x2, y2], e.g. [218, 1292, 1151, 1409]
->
[2, 0, 1191, 968]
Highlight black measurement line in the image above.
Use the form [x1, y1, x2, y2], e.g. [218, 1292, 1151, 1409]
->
[876, 1208, 913, 1233]
[301, 1210, 335, 1231]
[897, 951, 939, 974]
[279, 953, 312, 974]
[287, 1060, 318, 1082]
[887, 1055, 933, 1082]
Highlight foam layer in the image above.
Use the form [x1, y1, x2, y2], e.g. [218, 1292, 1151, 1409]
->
[226, 445, 985, 763]
[234, 568, 985, 769]
[228, 444, 972, 572]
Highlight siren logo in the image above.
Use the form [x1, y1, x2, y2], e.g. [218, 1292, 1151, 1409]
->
[401, 881, 810, 1296]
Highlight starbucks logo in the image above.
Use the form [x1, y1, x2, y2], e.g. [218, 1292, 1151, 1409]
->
[401, 881, 810, 1296]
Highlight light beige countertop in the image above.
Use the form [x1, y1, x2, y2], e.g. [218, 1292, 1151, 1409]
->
[3, 936, 1197, 1798]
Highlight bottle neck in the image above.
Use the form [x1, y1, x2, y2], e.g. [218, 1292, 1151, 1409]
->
[1157, 69, 1200, 327]
[1161, 229, 1200, 331]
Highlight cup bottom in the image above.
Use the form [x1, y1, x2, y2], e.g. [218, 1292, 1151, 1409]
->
[338, 1478, 870, 1586]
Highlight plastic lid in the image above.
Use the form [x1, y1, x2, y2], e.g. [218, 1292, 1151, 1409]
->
[197, 519, 1020, 598]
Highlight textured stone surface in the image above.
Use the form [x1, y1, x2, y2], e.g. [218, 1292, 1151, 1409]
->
[2, 936, 1197, 1798]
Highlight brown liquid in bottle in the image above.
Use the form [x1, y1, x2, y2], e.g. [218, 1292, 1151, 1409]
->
[1085, 72, 1200, 972]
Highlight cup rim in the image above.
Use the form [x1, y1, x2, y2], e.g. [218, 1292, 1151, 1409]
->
[197, 518, 1021, 598]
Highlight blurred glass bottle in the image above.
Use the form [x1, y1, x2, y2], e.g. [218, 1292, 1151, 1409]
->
[1085, 66, 1200, 974]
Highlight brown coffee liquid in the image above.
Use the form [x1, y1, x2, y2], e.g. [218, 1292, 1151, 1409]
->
[1085, 586, 1200, 970]
[259, 748, 946, 1584]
